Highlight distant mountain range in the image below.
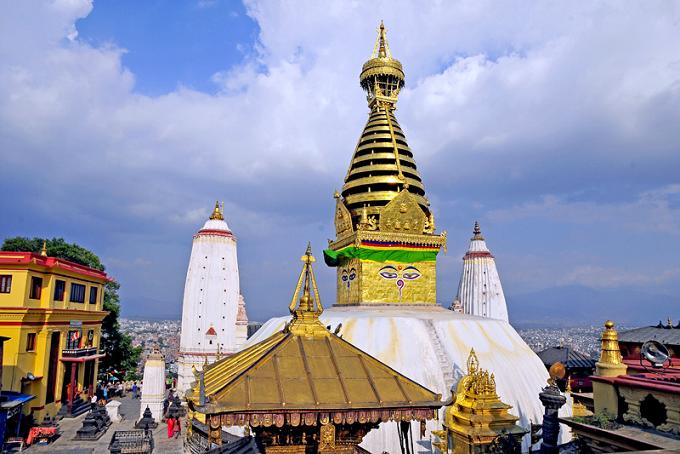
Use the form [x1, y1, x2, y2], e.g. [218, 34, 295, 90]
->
[508, 284, 677, 328]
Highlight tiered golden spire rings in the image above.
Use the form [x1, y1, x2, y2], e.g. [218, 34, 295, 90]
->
[598, 320, 623, 365]
[209, 201, 224, 221]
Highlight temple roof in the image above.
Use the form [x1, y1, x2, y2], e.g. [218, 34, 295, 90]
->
[341, 22, 430, 226]
[189, 245, 441, 415]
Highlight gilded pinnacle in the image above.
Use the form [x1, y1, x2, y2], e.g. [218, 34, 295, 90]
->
[209, 200, 224, 221]
[40, 240, 48, 257]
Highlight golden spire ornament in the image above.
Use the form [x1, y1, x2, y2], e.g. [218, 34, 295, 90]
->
[40, 240, 48, 257]
[595, 320, 627, 377]
[209, 200, 224, 221]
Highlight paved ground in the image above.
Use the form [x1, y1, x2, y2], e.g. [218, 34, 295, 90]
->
[28, 397, 184, 454]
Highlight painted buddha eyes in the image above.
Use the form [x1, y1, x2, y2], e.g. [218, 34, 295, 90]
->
[378, 265, 421, 280]
[379, 268, 398, 279]
[341, 268, 357, 287]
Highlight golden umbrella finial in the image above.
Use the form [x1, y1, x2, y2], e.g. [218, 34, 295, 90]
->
[40, 240, 48, 257]
[289, 243, 323, 317]
[209, 200, 224, 221]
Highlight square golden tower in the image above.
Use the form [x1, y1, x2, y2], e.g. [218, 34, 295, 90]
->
[324, 22, 446, 306]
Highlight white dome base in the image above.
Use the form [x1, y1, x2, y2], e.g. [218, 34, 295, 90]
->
[247, 305, 571, 453]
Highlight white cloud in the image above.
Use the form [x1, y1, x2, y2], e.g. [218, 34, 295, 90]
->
[487, 184, 680, 235]
[1, 0, 680, 316]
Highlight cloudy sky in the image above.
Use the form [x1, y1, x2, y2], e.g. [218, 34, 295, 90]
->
[1, 0, 679, 324]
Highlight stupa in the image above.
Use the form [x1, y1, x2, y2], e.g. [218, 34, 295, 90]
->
[139, 346, 165, 423]
[177, 202, 248, 394]
[248, 23, 570, 452]
[453, 222, 509, 322]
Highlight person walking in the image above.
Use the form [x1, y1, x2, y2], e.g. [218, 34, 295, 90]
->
[173, 417, 181, 439]
[167, 416, 175, 439]
[131, 382, 138, 399]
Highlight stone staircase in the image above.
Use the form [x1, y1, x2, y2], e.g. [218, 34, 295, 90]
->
[424, 320, 456, 393]
[57, 395, 91, 418]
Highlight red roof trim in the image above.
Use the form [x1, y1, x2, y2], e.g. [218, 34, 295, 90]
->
[0, 252, 109, 281]
[464, 251, 494, 259]
[195, 229, 234, 239]
[592, 372, 680, 394]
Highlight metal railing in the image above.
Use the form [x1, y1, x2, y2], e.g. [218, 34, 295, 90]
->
[62, 347, 98, 358]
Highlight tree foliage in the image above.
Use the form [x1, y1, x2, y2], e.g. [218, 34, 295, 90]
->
[1, 236, 142, 380]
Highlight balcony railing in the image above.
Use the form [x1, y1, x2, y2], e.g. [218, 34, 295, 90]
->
[62, 347, 98, 358]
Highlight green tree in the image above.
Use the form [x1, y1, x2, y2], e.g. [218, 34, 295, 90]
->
[1, 236, 142, 380]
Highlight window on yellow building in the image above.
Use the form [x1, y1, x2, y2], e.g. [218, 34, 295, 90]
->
[89, 287, 98, 304]
[26, 333, 36, 351]
[67, 330, 82, 349]
[54, 280, 66, 301]
[29, 276, 43, 299]
[70, 283, 85, 303]
[0, 275, 11, 293]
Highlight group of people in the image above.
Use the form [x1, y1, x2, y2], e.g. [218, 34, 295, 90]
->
[95, 380, 125, 401]
[167, 415, 182, 439]
[163, 389, 182, 439]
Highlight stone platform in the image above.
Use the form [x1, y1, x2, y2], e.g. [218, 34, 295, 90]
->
[28, 397, 183, 454]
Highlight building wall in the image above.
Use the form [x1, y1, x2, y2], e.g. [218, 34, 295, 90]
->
[0, 255, 107, 419]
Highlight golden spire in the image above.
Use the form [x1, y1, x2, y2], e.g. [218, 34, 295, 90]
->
[472, 221, 484, 240]
[373, 21, 391, 59]
[40, 240, 48, 257]
[288, 244, 325, 335]
[340, 22, 429, 226]
[595, 320, 628, 377]
[209, 201, 224, 221]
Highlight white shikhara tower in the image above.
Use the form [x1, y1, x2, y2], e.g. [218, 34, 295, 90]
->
[453, 222, 509, 322]
[176, 202, 248, 394]
[140, 347, 166, 422]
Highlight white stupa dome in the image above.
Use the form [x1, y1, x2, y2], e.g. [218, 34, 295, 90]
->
[248, 306, 571, 453]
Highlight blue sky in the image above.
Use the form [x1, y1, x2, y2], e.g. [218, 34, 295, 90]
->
[75, 0, 258, 95]
[1, 1, 679, 325]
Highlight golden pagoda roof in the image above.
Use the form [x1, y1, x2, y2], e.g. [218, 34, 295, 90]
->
[341, 22, 430, 227]
[188, 245, 441, 416]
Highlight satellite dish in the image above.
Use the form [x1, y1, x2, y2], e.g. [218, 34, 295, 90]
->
[641, 340, 670, 369]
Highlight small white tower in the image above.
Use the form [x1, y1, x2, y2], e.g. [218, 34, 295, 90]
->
[176, 201, 246, 394]
[139, 347, 165, 423]
[454, 222, 509, 322]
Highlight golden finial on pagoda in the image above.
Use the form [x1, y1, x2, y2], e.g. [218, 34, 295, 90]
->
[288, 244, 325, 336]
[375, 20, 390, 59]
[472, 221, 484, 240]
[40, 240, 48, 257]
[595, 320, 628, 377]
[360, 21, 404, 105]
[209, 201, 224, 221]
[438, 348, 526, 451]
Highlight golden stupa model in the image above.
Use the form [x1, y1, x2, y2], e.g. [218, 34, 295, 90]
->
[324, 22, 446, 306]
[432, 349, 526, 453]
[187, 245, 442, 453]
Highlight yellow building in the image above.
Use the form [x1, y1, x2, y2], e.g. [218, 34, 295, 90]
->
[0, 248, 108, 419]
